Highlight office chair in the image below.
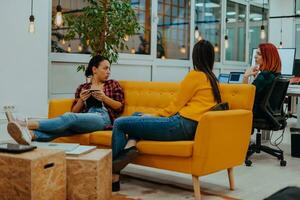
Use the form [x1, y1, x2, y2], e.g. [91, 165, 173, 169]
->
[245, 77, 290, 167]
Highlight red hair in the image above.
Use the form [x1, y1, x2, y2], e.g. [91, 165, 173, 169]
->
[259, 43, 281, 73]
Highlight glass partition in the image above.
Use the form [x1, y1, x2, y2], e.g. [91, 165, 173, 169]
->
[194, 0, 221, 62]
[249, 4, 268, 64]
[157, 0, 190, 59]
[225, 1, 246, 62]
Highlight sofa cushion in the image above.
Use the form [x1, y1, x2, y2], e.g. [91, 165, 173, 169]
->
[90, 131, 194, 157]
[137, 141, 194, 157]
[90, 131, 113, 146]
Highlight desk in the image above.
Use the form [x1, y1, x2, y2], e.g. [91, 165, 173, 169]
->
[287, 88, 300, 127]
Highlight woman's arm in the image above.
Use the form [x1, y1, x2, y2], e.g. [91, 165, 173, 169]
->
[92, 80, 125, 111]
[71, 89, 91, 113]
[71, 99, 85, 113]
[93, 91, 122, 110]
[243, 66, 260, 84]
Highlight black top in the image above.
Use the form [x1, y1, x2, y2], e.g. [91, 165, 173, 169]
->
[252, 71, 281, 118]
[86, 96, 102, 110]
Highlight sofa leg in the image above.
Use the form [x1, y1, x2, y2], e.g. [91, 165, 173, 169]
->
[192, 175, 201, 200]
[227, 168, 235, 190]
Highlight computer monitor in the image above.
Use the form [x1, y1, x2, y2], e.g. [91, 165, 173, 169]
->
[251, 48, 296, 76]
[293, 59, 300, 76]
[218, 73, 230, 83]
[228, 72, 244, 84]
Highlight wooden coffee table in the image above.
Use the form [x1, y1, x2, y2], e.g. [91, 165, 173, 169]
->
[66, 149, 112, 200]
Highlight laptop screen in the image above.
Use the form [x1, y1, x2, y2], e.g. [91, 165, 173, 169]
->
[218, 74, 230, 83]
[228, 72, 244, 84]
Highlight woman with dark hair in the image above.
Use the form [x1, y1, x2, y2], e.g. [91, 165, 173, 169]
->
[243, 43, 281, 117]
[6, 55, 124, 144]
[110, 40, 222, 189]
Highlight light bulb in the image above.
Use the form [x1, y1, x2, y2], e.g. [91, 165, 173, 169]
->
[78, 44, 82, 52]
[194, 26, 200, 39]
[198, 35, 203, 41]
[279, 41, 283, 48]
[67, 44, 72, 52]
[124, 35, 129, 42]
[161, 55, 166, 59]
[130, 48, 136, 54]
[214, 44, 219, 53]
[28, 15, 35, 33]
[180, 45, 186, 54]
[55, 5, 63, 27]
[61, 38, 65, 45]
[224, 35, 229, 49]
[260, 25, 266, 39]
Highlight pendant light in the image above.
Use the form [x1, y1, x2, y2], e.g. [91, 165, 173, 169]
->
[194, 26, 200, 39]
[279, 18, 283, 48]
[224, 18, 229, 49]
[55, 0, 63, 27]
[260, 0, 266, 39]
[180, 45, 187, 54]
[78, 43, 82, 52]
[28, 0, 35, 33]
[67, 44, 72, 52]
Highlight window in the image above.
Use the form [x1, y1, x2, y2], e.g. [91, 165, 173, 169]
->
[51, 0, 151, 55]
[51, 0, 90, 54]
[194, 0, 221, 62]
[157, 0, 190, 59]
[225, 1, 246, 62]
[249, 4, 268, 64]
[119, 0, 152, 55]
[296, 24, 300, 59]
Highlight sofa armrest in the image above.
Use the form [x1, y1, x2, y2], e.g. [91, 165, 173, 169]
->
[192, 110, 252, 176]
[48, 98, 74, 118]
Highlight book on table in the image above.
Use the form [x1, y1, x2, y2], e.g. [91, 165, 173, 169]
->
[31, 142, 96, 155]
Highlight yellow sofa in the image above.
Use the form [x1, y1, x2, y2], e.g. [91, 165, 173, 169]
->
[50, 81, 255, 200]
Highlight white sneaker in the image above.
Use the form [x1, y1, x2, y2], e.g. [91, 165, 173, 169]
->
[5, 111, 28, 126]
[7, 122, 32, 145]
[5, 111, 15, 122]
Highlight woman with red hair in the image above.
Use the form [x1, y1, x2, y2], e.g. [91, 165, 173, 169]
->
[243, 43, 282, 117]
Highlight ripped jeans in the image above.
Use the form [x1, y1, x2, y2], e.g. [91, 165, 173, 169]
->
[33, 107, 111, 142]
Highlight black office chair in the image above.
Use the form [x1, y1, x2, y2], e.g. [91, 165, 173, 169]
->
[245, 77, 290, 167]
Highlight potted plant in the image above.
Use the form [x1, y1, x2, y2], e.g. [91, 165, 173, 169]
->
[63, 0, 141, 73]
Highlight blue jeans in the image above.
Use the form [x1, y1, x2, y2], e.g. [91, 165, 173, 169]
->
[33, 107, 111, 142]
[111, 113, 198, 159]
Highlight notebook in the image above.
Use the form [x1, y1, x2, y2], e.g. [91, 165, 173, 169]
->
[31, 142, 80, 152]
[31, 142, 97, 155]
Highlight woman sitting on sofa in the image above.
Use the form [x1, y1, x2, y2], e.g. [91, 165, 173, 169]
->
[111, 40, 222, 178]
[6, 55, 124, 144]
[243, 43, 282, 117]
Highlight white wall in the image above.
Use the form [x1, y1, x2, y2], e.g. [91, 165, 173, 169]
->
[0, 0, 49, 119]
[269, 0, 295, 48]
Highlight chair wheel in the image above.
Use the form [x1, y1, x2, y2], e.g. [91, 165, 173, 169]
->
[245, 160, 252, 167]
[280, 160, 287, 167]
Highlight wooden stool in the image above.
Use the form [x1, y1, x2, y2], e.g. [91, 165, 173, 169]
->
[0, 148, 66, 200]
[66, 149, 112, 200]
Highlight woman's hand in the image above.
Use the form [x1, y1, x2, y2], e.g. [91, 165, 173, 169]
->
[244, 66, 260, 79]
[79, 90, 91, 102]
[243, 66, 260, 84]
[92, 90, 107, 101]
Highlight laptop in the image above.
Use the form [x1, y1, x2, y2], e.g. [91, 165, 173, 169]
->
[228, 72, 244, 84]
[218, 73, 230, 83]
